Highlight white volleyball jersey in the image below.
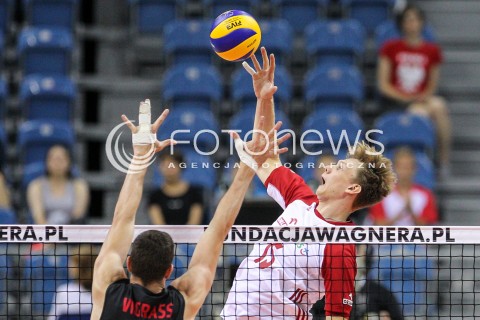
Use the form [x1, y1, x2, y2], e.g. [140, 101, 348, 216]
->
[221, 166, 356, 319]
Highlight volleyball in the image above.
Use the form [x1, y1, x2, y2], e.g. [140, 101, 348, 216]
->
[210, 10, 261, 62]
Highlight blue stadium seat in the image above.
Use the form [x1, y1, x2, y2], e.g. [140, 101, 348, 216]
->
[374, 112, 435, 153]
[164, 20, 213, 65]
[375, 19, 437, 50]
[301, 109, 364, 154]
[375, 253, 435, 317]
[156, 108, 220, 154]
[22, 161, 45, 189]
[0, 78, 8, 120]
[341, 0, 394, 34]
[182, 151, 217, 191]
[23, 253, 69, 315]
[204, 0, 259, 17]
[231, 64, 292, 110]
[305, 63, 364, 110]
[23, 0, 78, 30]
[18, 120, 75, 165]
[129, 0, 176, 35]
[258, 19, 293, 64]
[414, 152, 435, 190]
[0, 0, 13, 35]
[18, 27, 73, 75]
[272, 0, 328, 34]
[20, 75, 76, 121]
[162, 64, 222, 111]
[152, 148, 217, 191]
[305, 19, 366, 66]
[0, 208, 17, 224]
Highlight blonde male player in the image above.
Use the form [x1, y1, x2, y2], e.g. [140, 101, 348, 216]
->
[221, 48, 397, 319]
[91, 100, 290, 319]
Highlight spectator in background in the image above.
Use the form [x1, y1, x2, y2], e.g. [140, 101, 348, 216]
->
[377, 4, 451, 175]
[27, 145, 90, 224]
[148, 152, 204, 225]
[369, 147, 438, 226]
[48, 244, 99, 319]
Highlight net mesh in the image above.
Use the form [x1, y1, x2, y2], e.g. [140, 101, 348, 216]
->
[0, 225, 479, 319]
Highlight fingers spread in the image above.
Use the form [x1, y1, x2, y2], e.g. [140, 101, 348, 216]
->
[121, 114, 138, 133]
[251, 52, 262, 72]
[152, 109, 169, 133]
[276, 132, 291, 146]
[268, 53, 276, 81]
[261, 47, 269, 70]
[268, 121, 283, 139]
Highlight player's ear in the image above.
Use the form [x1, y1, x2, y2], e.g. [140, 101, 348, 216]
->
[164, 264, 174, 280]
[126, 256, 133, 272]
[346, 184, 361, 195]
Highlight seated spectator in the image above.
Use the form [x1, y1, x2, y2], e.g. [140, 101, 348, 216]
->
[369, 147, 438, 226]
[377, 4, 451, 174]
[47, 244, 99, 319]
[27, 145, 90, 224]
[148, 152, 204, 225]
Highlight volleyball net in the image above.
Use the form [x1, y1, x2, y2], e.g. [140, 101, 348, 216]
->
[0, 225, 479, 319]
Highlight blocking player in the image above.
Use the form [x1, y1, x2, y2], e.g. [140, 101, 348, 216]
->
[221, 48, 397, 319]
[91, 100, 290, 319]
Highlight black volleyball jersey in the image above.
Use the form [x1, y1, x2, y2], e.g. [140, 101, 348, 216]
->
[100, 279, 185, 319]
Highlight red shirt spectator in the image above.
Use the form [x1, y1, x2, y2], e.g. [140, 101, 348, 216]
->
[369, 185, 438, 226]
[369, 146, 439, 226]
[380, 39, 442, 96]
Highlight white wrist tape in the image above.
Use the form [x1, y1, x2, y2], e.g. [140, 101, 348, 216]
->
[234, 138, 258, 171]
[132, 99, 156, 145]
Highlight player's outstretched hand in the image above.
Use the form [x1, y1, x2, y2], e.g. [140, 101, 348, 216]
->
[242, 47, 277, 100]
[231, 116, 290, 171]
[121, 99, 176, 158]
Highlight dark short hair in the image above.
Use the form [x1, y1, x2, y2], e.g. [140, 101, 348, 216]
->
[159, 151, 184, 166]
[396, 4, 426, 32]
[130, 230, 175, 285]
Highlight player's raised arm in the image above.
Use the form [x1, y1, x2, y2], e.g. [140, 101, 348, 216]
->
[91, 100, 175, 319]
[171, 118, 290, 319]
[243, 47, 284, 182]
